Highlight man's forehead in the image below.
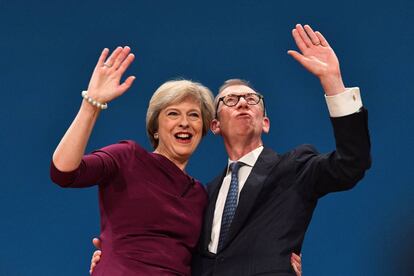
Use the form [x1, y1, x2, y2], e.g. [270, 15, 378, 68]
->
[220, 85, 257, 96]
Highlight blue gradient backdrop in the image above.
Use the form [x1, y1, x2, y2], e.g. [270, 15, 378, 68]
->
[1, 1, 413, 275]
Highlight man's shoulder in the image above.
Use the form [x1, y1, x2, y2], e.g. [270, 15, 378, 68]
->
[263, 144, 319, 161]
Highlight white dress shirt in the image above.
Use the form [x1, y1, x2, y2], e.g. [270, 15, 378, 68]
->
[208, 87, 363, 253]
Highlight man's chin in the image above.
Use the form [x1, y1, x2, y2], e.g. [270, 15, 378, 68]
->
[233, 126, 255, 135]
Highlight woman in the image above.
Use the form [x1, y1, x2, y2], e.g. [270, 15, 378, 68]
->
[50, 46, 215, 275]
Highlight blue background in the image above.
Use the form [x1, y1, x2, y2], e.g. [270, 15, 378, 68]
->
[1, 0, 413, 275]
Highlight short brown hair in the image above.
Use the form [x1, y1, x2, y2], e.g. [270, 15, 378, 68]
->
[215, 78, 266, 118]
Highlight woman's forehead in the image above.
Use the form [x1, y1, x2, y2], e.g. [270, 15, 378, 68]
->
[164, 97, 201, 109]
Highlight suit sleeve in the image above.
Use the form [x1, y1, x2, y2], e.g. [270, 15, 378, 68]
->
[50, 140, 135, 188]
[295, 109, 371, 198]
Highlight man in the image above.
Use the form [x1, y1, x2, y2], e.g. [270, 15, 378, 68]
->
[91, 24, 370, 275]
[191, 24, 370, 275]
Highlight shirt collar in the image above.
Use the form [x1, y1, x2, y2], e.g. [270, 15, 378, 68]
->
[226, 146, 264, 173]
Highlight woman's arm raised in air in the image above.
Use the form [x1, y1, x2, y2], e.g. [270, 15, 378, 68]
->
[52, 46, 135, 172]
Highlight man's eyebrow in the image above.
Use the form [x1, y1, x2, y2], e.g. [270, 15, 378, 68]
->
[226, 91, 256, 95]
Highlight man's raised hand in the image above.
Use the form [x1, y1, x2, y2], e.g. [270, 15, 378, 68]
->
[288, 24, 345, 95]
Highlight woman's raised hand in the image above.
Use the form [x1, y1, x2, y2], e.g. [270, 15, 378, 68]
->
[51, 47, 135, 172]
[86, 46, 136, 103]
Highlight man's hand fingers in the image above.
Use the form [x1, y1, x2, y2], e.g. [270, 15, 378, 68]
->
[291, 29, 307, 53]
[296, 24, 313, 48]
[90, 250, 101, 275]
[304, 24, 320, 46]
[287, 50, 309, 67]
[89, 263, 95, 275]
[91, 251, 101, 264]
[92, 254, 101, 263]
[92, 238, 102, 249]
[315, 31, 330, 47]
[93, 250, 102, 258]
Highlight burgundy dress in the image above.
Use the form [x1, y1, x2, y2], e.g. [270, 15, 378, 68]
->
[50, 140, 208, 276]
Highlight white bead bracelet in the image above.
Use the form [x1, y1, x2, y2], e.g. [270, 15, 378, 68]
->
[81, 91, 108, 110]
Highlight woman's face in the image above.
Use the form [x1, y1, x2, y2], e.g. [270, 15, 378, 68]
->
[155, 97, 203, 166]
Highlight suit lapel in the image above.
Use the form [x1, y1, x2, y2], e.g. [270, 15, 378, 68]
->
[200, 168, 227, 253]
[223, 147, 280, 250]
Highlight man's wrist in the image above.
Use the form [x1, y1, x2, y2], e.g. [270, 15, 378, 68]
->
[320, 74, 345, 96]
[325, 87, 363, 117]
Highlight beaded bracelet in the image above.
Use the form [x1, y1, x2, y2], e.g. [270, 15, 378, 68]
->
[81, 91, 108, 110]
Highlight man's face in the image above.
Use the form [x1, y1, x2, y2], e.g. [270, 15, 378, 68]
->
[212, 85, 270, 140]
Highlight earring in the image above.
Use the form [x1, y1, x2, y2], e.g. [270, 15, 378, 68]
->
[154, 132, 159, 139]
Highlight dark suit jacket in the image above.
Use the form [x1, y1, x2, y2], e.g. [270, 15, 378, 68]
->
[192, 110, 371, 276]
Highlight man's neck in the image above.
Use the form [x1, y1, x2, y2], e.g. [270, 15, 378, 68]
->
[223, 137, 263, 160]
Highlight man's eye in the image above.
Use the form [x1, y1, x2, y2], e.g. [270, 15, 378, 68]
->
[225, 97, 238, 104]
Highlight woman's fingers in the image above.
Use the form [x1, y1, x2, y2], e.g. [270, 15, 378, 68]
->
[112, 46, 131, 70]
[115, 52, 136, 94]
[87, 46, 136, 102]
[291, 253, 302, 276]
[96, 48, 109, 68]
[118, 75, 136, 94]
[118, 53, 135, 75]
[291, 252, 301, 264]
[292, 263, 301, 276]
[103, 46, 123, 68]
[95, 46, 135, 74]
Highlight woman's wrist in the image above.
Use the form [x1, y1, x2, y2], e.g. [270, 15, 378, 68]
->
[81, 90, 108, 110]
[80, 98, 102, 116]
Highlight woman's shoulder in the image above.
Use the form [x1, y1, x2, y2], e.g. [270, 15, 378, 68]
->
[93, 140, 150, 162]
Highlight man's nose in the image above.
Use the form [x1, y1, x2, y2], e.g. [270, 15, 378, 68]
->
[236, 96, 249, 108]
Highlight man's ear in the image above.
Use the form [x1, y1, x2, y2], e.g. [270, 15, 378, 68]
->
[262, 116, 270, 134]
[210, 119, 221, 135]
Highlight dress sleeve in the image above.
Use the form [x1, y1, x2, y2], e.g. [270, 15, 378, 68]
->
[295, 109, 371, 199]
[50, 140, 135, 188]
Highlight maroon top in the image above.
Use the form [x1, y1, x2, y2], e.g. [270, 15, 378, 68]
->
[50, 140, 208, 275]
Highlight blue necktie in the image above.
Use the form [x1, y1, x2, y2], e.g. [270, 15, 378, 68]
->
[217, 162, 242, 252]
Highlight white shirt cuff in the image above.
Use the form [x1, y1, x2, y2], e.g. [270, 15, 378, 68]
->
[325, 87, 363, 117]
